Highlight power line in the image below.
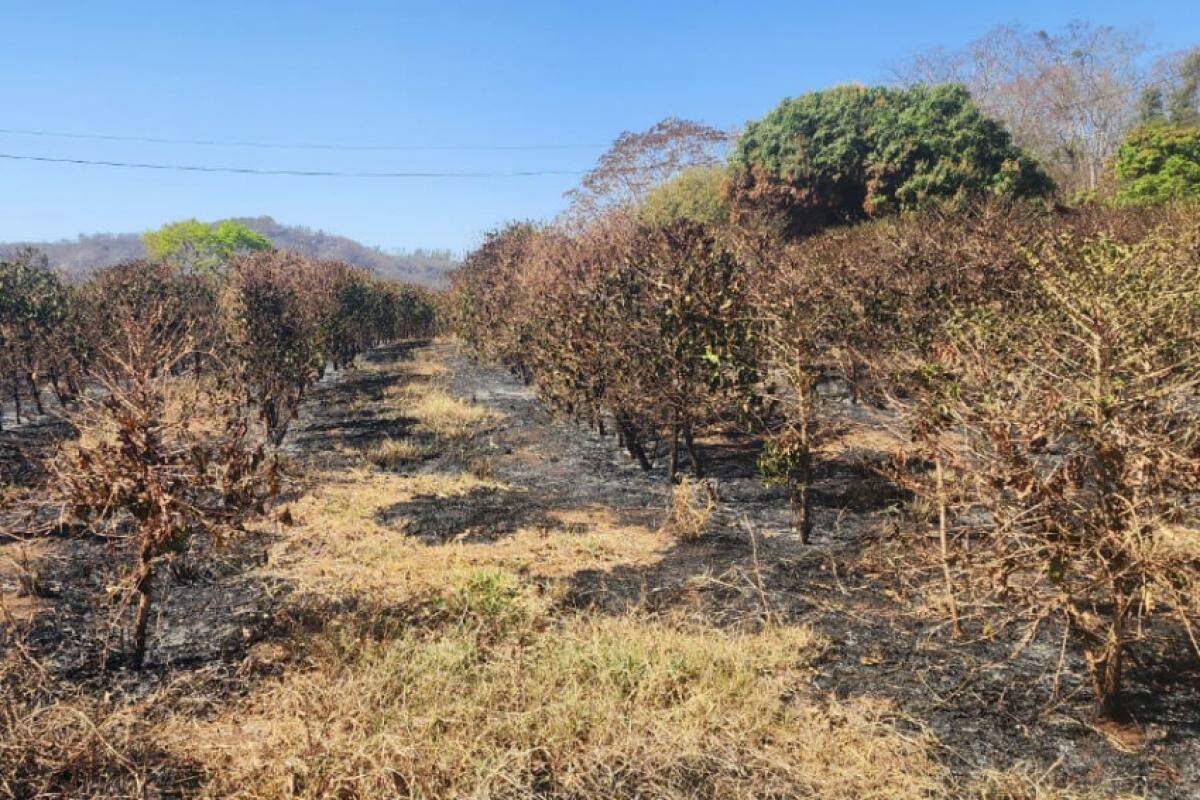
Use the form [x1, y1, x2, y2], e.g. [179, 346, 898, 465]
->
[0, 152, 589, 178]
[5, 67, 1186, 179]
[0, 126, 608, 152]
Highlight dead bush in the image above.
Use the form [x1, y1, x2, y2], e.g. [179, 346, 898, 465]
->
[43, 262, 270, 668]
[905, 219, 1200, 714]
[661, 476, 717, 540]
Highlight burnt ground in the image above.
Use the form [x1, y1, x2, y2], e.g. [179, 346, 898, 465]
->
[2, 339, 1198, 798]
[436, 342, 1200, 799]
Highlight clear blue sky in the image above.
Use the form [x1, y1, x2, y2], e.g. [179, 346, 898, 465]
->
[1, 1, 1196, 253]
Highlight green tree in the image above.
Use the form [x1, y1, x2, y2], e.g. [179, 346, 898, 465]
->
[640, 166, 731, 228]
[1167, 50, 1200, 127]
[1113, 123, 1200, 205]
[1138, 87, 1166, 124]
[143, 219, 271, 273]
[729, 84, 1053, 236]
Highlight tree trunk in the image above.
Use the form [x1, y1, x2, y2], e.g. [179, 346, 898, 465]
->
[615, 414, 652, 472]
[25, 372, 44, 415]
[682, 424, 703, 478]
[131, 561, 155, 669]
[935, 455, 960, 637]
[668, 416, 680, 483]
[11, 377, 23, 423]
[49, 367, 68, 407]
[791, 482, 813, 545]
[1087, 588, 1129, 718]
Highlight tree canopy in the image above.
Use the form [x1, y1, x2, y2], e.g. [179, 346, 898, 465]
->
[894, 23, 1146, 194]
[1114, 123, 1200, 205]
[729, 84, 1054, 236]
[639, 166, 731, 228]
[563, 118, 729, 226]
[143, 219, 272, 272]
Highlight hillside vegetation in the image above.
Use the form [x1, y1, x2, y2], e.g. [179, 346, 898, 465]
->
[0, 216, 457, 286]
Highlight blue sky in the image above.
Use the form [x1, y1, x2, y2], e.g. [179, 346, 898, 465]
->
[1, 1, 1196, 253]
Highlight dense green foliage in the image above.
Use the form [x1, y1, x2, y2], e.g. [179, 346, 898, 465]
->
[639, 166, 731, 227]
[1113, 123, 1200, 205]
[142, 219, 272, 272]
[728, 84, 1053, 235]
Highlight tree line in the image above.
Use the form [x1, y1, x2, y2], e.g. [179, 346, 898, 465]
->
[2, 225, 437, 666]
[451, 66, 1200, 716]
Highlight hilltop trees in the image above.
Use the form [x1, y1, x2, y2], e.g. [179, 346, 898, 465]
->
[143, 219, 271, 273]
[728, 84, 1052, 236]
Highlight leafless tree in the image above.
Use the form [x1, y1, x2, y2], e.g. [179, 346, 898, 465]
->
[563, 118, 730, 226]
[1140, 47, 1200, 126]
[894, 22, 1148, 194]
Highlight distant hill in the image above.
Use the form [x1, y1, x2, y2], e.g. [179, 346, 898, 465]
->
[0, 216, 457, 287]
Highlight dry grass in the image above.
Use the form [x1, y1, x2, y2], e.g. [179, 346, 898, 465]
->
[660, 477, 717, 540]
[409, 388, 498, 439]
[263, 465, 675, 612]
[0, 539, 54, 621]
[265, 468, 509, 602]
[365, 437, 433, 469]
[964, 764, 1144, 800]
[406, 345, 449, 378]
[0, 649, 178, 799]
[461, 506, 668, 579]
[168, 582, 958, 800]
[378, 372, 495, 444]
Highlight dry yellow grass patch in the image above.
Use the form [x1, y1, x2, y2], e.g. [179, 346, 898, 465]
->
[964, 764, 1143, 799]
[0, 539, 55, 623]
[268, 466, 674, 607]
[365, 437, 433, 469]
[267, 468, 509, 601]
[0, 650, 170, 798]
[438, 506, 670, 581]
[168, 594, 959, 800]
[409, 388, 498, 439]
[380, 381, 497, 440]
[406, 346, 449, 378]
